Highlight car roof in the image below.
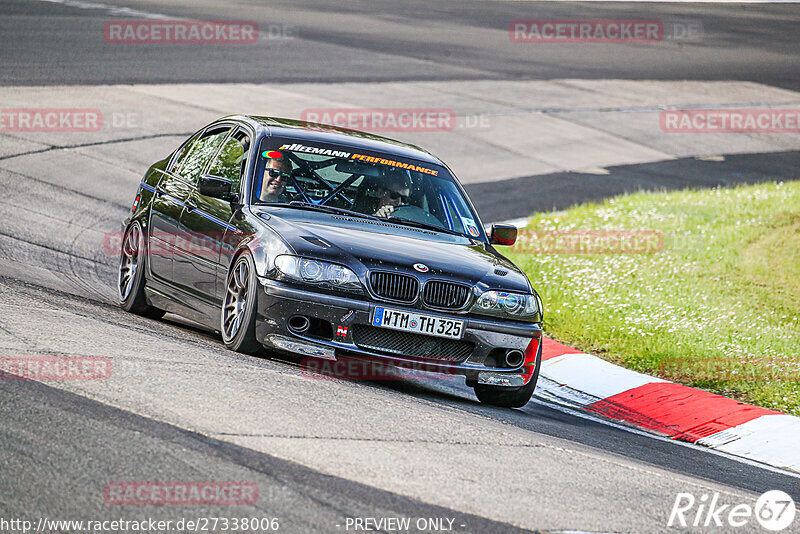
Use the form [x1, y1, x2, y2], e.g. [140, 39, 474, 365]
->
[226, 115, 444, 166]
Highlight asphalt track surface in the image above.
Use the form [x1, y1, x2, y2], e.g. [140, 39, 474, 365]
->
[469, 149, 800, 221]
[1, 1, 800, 533]
[2, 0, 799, 89]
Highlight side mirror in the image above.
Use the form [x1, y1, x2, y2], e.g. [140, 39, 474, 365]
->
[489, 224, 517, 246]
[198, 174, 236, 201]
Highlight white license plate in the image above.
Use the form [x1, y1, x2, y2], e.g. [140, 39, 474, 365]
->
[371, 307, 464, 339]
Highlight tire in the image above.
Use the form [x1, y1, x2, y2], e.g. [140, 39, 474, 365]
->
[118, 221, 165, 319]
[473, 341, 542, 408]
[221, 251, 263, 354]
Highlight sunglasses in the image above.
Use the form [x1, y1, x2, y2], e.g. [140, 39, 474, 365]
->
[267, 168, 291, 180]
[384, 189, 410, 202]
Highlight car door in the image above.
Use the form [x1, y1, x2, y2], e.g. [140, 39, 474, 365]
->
[173, 127, 251, 305]
[148, 131, 202, 282]
[150, 124, 231, 285]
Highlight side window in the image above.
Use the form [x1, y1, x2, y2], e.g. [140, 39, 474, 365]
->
[168, 132, 202, 174]
[177, 127, 230, 184]
[208, 130, 250, 194]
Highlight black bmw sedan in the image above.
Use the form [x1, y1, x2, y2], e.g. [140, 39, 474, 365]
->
[119, 116, 543, 407]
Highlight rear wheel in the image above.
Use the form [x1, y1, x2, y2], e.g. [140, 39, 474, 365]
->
[221, 251, 262, 354]
[473, 342, 542, 408]
[118, 222, 165, 319]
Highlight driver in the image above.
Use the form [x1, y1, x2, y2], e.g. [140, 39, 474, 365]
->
[260, 154, 292, 202]
[372, 172, 411, 218]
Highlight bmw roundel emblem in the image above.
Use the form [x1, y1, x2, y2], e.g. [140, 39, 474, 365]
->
[413, 263, 429, 273]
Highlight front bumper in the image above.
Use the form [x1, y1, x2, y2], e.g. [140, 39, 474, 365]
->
[255, 278, 542, 385]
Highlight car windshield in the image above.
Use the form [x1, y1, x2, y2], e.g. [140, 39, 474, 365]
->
[251, 138, 485, 239]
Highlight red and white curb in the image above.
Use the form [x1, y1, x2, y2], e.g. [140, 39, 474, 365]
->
[537, 338, 800, 474]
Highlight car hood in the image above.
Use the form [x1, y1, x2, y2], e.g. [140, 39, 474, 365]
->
[255, 208, 531, 292]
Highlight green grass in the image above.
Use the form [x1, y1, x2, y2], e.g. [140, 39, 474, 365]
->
[506, 181, 800, 415]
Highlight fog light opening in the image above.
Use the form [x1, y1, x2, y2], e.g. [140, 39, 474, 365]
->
[288, 315, 310, 334]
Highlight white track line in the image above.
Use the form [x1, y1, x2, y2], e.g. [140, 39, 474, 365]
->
[35, 0, 173, 19]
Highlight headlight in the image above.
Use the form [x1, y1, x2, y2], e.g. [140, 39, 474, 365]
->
[273, 255, 363, 293]
[471, 290, 539, 321]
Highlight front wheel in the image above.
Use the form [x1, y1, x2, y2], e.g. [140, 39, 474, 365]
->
[118, 221, 165, 319]
[473, 342, 542, 408]
[221, 251, 262, 354]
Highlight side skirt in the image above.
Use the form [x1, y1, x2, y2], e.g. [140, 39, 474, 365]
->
[145, 279, 221, 333]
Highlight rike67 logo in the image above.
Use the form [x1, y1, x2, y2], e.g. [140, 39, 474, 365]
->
[669, 490, 796, 531]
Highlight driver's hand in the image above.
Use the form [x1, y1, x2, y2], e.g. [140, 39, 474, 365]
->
[374, 205, 395, 218]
